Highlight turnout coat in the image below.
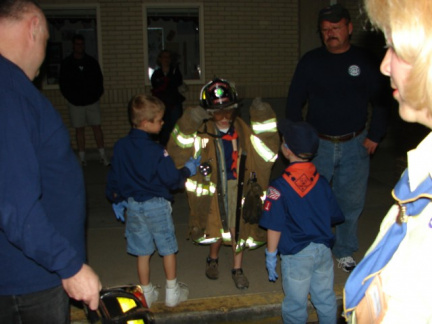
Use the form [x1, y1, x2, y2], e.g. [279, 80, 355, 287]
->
[167, 98, 280, 251]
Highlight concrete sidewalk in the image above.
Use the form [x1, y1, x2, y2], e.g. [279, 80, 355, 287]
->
[71, 136, 403, 323]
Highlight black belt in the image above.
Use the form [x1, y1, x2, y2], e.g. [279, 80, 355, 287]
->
[319, 127, 365, 143]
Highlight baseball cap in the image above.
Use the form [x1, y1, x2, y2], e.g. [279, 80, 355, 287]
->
[318, 4, 351, 24]
[278, 120, 319, 159]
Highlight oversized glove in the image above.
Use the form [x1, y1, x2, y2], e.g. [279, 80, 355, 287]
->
[177, 106, 211, 134]
[112, 201, 128, 223]
[249, 97, 274, 120]
[265, 248, 279, 282]
[190, 106, 211, 123]
[184, 156, 202, 177]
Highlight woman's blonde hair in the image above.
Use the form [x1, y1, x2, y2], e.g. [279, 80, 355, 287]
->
[365, 0, 432, 111]
[128, 94, 165, 127]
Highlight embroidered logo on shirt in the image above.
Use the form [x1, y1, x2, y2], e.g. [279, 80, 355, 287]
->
[266, 187, 280, 200]
[163, 149, 169, 157]
[348, 65, 360, 77]
[264, 200, 272, 211]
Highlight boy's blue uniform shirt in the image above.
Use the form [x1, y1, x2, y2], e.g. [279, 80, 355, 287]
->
[259, 162, 344, 255]
[0, 55, 86, 295]
[106, 128, 190, 203]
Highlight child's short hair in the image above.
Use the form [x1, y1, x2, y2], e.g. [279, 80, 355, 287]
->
[128, 94, 165, 127]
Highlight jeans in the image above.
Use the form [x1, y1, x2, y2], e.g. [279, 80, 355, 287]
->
[281, 243, 336, 324]
[313, 131, 369, 258]
[126, 197, 178, 256]
[0, 285, 70, 324]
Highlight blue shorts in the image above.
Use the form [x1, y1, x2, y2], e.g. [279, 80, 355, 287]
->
[126, 197, 178, 256]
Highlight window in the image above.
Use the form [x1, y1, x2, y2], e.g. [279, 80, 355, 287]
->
[144, 4, 204, 85]
[40, 4, 101, 89]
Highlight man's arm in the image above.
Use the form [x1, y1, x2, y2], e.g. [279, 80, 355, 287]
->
[285, 57, 310, 121]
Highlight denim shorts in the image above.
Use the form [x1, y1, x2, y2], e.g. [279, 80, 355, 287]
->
[126, 197, 178, 256]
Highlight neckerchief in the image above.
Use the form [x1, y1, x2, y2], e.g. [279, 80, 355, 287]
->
[282, 162, 319, 197]
[221, 129, 238, 178]
[344, 169, 432, 317]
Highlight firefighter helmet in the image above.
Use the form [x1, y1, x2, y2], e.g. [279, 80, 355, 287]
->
[199, 78, 238, 110]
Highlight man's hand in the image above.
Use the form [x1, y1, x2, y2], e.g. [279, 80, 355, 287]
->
[62, 264, 102, 311]
[265, 248, 279, 282]
[363, 138, 378, 155]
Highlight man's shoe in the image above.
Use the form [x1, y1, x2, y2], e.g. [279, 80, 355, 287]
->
[232, 268, 249, 289]
[165, 282, 189, 307]
[337, 256, 357, 272]
[205, 257, 219, 280]
[141, 284, 159, 308]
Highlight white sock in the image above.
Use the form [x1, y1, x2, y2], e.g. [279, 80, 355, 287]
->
[98, 148, 106, 157]
[79, 151, 85, 161]
[166, 278, 177, 289]
[142, 283, 153, 293]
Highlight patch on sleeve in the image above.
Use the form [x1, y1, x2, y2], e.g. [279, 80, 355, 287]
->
[266, 187, 280, 200]
[264, 200, 272, 211]
[163, 149, 169, 157]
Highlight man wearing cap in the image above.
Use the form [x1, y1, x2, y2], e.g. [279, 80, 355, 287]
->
[285, 3, 389, 272]
[260, 120, 344, 324]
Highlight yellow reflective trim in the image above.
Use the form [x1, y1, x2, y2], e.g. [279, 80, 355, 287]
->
[251, 118, 278, 134]
[222, 231, 232, 242]
[186, 180, 216, 197]
[235, 237, 266, 252]
[185, 179, 197, 192]
[193, 231, 264, 251]
[194, 136, 202, 159]
[196, 185, 203, 197]
[250, 135, 278, 162]
[195, 237, 220, 244]
[172, 125, 196, 148]
[117, 297, 137, 313]
[209, 183, 216, 194]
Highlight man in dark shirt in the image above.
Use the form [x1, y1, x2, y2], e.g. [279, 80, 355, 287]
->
[0, 1, 101, 323]
[59, 34, 109, 166]
[285, 4, 389, 272]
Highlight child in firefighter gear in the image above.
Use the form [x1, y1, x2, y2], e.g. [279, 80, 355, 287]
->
[259, 120, 344, 324]
[167, 78, 280, 289]
[106, 95, 201, 307]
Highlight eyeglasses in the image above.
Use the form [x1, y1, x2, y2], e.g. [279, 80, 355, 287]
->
[210, 109, 235, 120]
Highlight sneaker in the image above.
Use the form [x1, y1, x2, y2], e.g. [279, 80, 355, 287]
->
[232, 268, 249, 289]
[100, 155, 110, 166]
[141, 284, 160, 308]
[165, 282, 189, 307]
[205, 257, 219, 280]
[337, 256, 357, 272]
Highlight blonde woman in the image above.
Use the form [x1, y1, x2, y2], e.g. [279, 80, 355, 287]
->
[344, 0, 432, 323]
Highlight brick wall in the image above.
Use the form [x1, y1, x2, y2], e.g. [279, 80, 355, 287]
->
[37, 0, 373, 151]
[37, 0, 298, 150]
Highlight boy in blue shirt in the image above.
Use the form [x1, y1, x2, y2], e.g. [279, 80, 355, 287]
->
[259, 120, 344, 323]
[106, 94, 200, 308]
